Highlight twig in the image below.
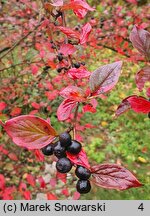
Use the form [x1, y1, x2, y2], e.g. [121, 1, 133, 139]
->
[0, 22, 42, 60]
[72, 103, 79, 140]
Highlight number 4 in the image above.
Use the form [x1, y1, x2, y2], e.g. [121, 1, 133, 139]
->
[138, 203, 144, 211]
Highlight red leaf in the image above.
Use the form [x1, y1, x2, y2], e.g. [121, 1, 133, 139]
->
[57, 99, 77, 121]
[50, 0, 63, 6]
[57, 26, 80, 39]
[38, 176, 46, 188]
[83, 104, 96, 113]
[73, 191, 80, 200]
[71, 0, 88, 19]
[130, 25, 150, 59]
[62, 188, 69, 196]
[67, 149, 90, 169]
[91, 164, 142, 190]
[0, 174, 5, 190]
[127, 96, 150, 113]
[31, 102, 40, 110]
[135, 66, 150, 91]
[67, 68, 91, 79]
[89, 61, 123, 95]
[8, 152, 18, 161]
[59, 44, 76, 56]
[60, 86, 86, 102]
[47, 193, 58, 200]
[23, 190, 31, 200]
[34, 149, 45, 162]
[116, 98, 131, 117]
[80, 23, 92, 45]
[56, 172, 67, 183]
[26, 174, 36, 187]
[63, 0, 94, 12]
[31, 65, 39, 75]
[3, 115, 57, 149]
[10, 107, 22, 116]
[0, 102, 7, 112]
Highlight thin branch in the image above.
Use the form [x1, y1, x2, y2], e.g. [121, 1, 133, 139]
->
[0, 61, 40, 72]
[0, 22, 42, 60]
[72, 103, 79, 140]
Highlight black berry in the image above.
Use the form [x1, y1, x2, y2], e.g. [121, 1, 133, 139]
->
[76, 180, 91, 194]
[67, 140, 82, 155]
[59, 132, 72, 147]
[57, 53, 63, 61]
[75, 166, 91, 180]
[74, 62, 80, 68]
[41, 144, 54, 156]
[57, 67, 62, 73]
[53, 141, 66, 158]
[56, 157, 72, 173]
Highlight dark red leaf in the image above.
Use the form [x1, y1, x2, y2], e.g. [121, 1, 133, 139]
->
[116, 98, 131, 117]
[130, 25, 150, 59]
[57, 99, 77, 121]
[89, 61, 123, 94]
[67, 149, 90, 169]
[57, 26, 80, 39]
[91, 164, 142, 190]
[60, 86, 86, 102]
[80, 23, 92, 45]
[59, 44, 76, 56]
[67, 68, 91, 79]
[135, 66, 150, 91]
[3, 115, 57, 149]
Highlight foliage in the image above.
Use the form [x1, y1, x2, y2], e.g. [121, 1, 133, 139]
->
[0, 0, 150, 200]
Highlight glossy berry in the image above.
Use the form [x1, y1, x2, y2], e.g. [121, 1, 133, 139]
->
[75, 166, 91, 180]
[57, 53, 63, 61]
[59, 132, 72, 147]
[67, 140, 82, 155]
[74, 62, 80, 68]
[76, 180, 91, 194]
[53, 141, 66, 158]
[56, 157, 72, 173]
[57, 67, 62, 73]
[41, 144, 54, 156]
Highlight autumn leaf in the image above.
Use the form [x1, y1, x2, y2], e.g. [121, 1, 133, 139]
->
[60, 86, 86, 102]
[3, 115, 57, 149]
[89, 61, 123, 95]
[57, 99, 77, 121]
[91, 164, 142, 190]
[130, 25, 150, 59]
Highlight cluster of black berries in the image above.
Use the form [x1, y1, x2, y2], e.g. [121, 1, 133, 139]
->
[41, 132, 91, 194]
